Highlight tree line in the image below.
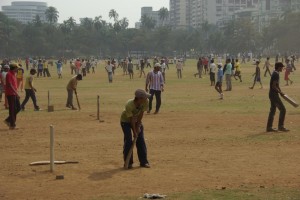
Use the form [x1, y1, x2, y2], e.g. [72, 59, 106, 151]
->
[0, 6, 299, 58]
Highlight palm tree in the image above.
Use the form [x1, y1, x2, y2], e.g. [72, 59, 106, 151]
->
[158, 7, 169, 26]
[120, 17, 129, 29]
[66, 17, 76, 30]
[45, 6, 59, 24]
[141, 15, 156, 30]
[109, 9, 119, 22]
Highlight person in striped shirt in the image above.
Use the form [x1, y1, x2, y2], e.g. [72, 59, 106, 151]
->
[145, 63, 164, 114]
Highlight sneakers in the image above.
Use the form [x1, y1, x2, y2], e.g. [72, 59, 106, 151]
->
[266, 128, 278, 133]
[72, 107, 78, 110]
[9, 126, 19, 130]
[34, 107, 41, 111]
[140, 163, 151, 168]
[278, 127, 290, 132]
[220, 93, 224, 100]
[66, 104, 72, 108]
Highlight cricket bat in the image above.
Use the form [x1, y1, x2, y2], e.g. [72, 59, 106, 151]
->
[124, 124, 141, 169]
[75, 91, 81, 110]
[282, 94, 299, 108]
[29, 161, 79, 166]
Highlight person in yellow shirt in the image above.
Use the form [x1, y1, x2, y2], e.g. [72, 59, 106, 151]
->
[66, 74, 82, 110]
[234, 59, 242, 82]
[16, 65, 24, 92]
[21, 69, 40, 111]
[43, 60, 51, 77]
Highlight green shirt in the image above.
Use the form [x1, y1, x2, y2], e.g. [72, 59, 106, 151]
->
[120, 99, 149, 123]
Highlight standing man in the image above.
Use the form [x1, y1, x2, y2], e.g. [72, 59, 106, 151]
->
[194, 58, 203, 78]
[120, 89, 151, 169]
[266, 62, 289, 132]
[56, 60, 63, 79]
[209, 59, 216, 86]
[176, 59, 183, 79]
[4, 64, 21, 130]
[16, 64, 24, 92]
[224, 58, 232, 91]
[21, 69, 40, 111]
[66, 74, 82, 110]
[145, 63, 164, 114]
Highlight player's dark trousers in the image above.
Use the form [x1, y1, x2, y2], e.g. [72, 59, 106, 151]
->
[66, 89, 74, 107]
[121, 122, 148, 166]
[149, 89, 161, 112]
[5, 95, 21, 128]
[267, 95, 286, 129]
[21, 89, 39, 109]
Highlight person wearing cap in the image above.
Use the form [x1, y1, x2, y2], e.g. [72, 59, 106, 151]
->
[66, 74, 82, 110]
[20, 69, 40, 111]
[120, 89, 151, 169]
[266, 62, 289, 132]
[4, 64, 21, 130]
[145, 63, 164, 114]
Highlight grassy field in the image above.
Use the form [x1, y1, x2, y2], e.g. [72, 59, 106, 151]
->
[0, 59, 299, 200]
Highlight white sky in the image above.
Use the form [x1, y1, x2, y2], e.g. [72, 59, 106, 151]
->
[0, 0, 169, 27]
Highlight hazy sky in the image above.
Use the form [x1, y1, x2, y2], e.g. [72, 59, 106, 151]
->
[0, 0, 169, 27]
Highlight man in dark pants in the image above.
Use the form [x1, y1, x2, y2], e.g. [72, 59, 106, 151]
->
[66, 74, 82, 110]
[266, 62, 289, 132]
[145, 63, 164, 114]
[120, 89, 151, 169]
[21, 69, 40, 111]
[4, 64, 21, 130]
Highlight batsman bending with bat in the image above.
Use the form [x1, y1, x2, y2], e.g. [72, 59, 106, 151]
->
[66, 74, 82, 110]
[121, 89, 151, 169]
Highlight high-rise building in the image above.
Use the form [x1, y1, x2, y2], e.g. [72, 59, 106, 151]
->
[1, 1, 48, 24]
[136, 6, 169, 28]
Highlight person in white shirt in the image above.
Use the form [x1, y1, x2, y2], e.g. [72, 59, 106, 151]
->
[209, 59, 217, 86]
[176, 59, 183, 79]
[160, 59, 166, 83]
[105, 61, 113, 83]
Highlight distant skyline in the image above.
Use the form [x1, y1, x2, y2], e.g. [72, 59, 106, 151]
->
[0, 0, 169, 27]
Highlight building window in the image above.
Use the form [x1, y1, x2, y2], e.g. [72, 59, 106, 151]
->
[216, 0, 222, 4]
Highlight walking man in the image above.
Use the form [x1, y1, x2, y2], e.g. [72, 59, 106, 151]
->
[4, 64, 21, 130]
[145, 63, 164, 114]
[21, 69, 40, 111]
[249, 61, 263, 89]
[266, 62, 289, 132]
[209, 59, 216, 86]
[263, 57, 273, 77]
[66, 74, 82, 110]
[120, 89, 151, 169]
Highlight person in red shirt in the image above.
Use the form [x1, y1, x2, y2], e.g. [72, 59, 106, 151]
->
[4, 64, 21, 130]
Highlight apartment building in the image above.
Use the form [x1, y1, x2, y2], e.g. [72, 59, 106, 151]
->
[2, 1, 48, 24]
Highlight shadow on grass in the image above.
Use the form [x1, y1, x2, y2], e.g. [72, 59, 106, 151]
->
[89, 167, 139, 181]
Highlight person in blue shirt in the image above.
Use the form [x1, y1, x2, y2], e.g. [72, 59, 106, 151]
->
[215, 64, 224, 100]
[37, 60, 43, 78]
[56, 60, 63, 79]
